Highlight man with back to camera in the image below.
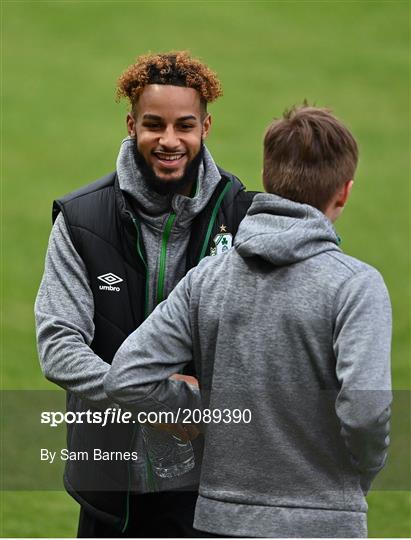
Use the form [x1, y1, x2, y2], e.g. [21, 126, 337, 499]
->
[35, 51, 256, 537]
[105, 105, 392, 538]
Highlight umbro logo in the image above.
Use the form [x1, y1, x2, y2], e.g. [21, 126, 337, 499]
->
[98, 273, 123, 285]
[97, 273, 123, 292]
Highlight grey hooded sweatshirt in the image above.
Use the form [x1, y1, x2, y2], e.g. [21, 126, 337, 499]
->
[105, 193, 392, 537]
[35, 137, 222, 491]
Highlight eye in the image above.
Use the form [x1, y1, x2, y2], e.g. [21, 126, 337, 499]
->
[179, 124, 195, 131]
[143, 122, 162, 130]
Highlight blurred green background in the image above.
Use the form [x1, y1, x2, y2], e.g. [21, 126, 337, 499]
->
[1, 0, 410, 537]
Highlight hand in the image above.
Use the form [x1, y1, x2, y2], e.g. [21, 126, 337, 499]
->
[149, 422, 201, 442]
[150, 374, 201, 441]
[170, 373, 199, 387]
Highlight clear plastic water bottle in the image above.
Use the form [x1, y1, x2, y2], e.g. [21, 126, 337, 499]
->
[140, 424, 195, 478]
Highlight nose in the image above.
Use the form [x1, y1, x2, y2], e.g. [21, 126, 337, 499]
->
[159, 125, 179, 149]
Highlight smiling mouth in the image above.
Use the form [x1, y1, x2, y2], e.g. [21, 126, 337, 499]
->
[153, 152, 186, 165]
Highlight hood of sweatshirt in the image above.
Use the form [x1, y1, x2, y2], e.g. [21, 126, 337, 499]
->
[234, 193, 341, 266]
[116, 136, 222, 229]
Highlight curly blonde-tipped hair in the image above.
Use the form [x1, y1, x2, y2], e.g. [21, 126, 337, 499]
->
[116, 51, 223, 111]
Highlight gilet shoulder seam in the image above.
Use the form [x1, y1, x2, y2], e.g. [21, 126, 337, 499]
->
[62, 183, 114, 205]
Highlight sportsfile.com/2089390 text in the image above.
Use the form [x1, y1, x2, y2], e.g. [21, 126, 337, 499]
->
[40, 408, 252, 427]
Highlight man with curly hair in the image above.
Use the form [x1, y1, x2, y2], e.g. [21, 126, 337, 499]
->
[35, 51, 256, 537]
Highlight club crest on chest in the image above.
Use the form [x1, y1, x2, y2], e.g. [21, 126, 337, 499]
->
[210, 225, 233, 256]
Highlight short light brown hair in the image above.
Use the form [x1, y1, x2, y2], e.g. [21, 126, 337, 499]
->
[263, 105, 358, 211]
[116, 50, 223, 113]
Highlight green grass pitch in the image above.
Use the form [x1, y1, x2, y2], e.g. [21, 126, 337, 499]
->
[1, 1, 409, 537]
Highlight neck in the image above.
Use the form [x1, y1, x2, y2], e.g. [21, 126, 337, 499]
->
[178, 179, 197, 198]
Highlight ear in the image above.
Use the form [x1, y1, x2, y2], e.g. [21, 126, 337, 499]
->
[335, 179, 354, 208]
[126, 113, 136, 137]
[202, 114, 212, 140]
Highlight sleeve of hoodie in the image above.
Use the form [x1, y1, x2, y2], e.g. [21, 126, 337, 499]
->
[333, 267, 392, 493]
[104, 267, 201, 415]
[35, 213, 111, 406]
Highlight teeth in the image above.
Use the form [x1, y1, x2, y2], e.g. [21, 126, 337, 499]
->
[155, 153, 184, 161]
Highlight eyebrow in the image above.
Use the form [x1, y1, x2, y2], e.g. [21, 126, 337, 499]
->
[142, 114, 198, 122]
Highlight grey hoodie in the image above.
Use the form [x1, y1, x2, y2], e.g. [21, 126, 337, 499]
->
[105, 193, 392, 537]
[35, 138, 222, 491]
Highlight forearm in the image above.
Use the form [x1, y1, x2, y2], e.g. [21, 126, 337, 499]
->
[106, 368, 202, 414]
[105, 271, 202, 414]
[334, 269, 392, 487]
[105, 322, 202, 413]
[35, 213, 112, 407]
[36, 310, 112, 405]
[337, 389, 391, 473]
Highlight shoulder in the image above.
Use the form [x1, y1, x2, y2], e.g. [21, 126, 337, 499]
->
[216, 165, 260, 225]
[55, 171, 116, 204]
[52, 171, 117, 224]
[328, 252, 390, 310]
[325, 250, 382, 280]
[217, 165, 259, 200]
